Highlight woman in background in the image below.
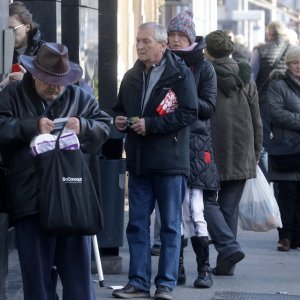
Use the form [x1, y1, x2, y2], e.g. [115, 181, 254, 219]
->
[268, 45, 300, 251]
[0, 1, 43, 90]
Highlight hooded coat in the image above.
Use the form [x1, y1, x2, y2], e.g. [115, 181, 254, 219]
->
[171, 36, 219, 190]
[210, 57, 263, 181]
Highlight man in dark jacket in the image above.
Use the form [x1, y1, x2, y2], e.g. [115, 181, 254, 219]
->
[112, 22, 198, 300]
[0, 42, 111, 300]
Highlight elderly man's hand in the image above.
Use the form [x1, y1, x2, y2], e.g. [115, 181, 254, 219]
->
[131, 118, 146, 136]
[38, 117, 54, 134]
[66, 117, 80, 134]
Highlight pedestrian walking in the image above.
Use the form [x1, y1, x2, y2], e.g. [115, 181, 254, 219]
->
[204, 30, 263, 275]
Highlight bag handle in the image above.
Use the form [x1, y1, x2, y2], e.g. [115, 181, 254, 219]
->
[257, 42, 290, 95]
[54, 123, 67, 150]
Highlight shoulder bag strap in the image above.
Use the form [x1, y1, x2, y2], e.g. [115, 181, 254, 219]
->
[258, 42, 290, 95]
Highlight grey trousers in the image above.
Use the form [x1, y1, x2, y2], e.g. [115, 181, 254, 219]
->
[204, 179, 245, 261]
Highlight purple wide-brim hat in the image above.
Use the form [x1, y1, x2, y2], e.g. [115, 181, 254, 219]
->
[20, 42, 83, 86]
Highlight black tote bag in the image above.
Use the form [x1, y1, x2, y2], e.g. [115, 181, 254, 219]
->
[34, 130, 103, 236]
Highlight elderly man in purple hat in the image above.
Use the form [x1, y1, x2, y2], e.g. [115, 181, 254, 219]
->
[0, 42, 111, 300]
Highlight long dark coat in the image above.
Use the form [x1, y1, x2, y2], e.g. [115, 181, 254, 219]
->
[172, 37, 219, 190]
[211, 57, 263, 181]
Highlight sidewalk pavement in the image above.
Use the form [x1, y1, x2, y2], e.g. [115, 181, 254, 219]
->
[7, 209, 300, 300]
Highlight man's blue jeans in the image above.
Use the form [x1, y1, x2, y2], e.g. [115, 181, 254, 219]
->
[127, 173, 186, 290]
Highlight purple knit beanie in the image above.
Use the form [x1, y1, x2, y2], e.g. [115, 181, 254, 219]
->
[167, 10, 196, 44]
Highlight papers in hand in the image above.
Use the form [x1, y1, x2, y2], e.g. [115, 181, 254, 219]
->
[30, 129, 80, 156]
[53, 117, 68, 130]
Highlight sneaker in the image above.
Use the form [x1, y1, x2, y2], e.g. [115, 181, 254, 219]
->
[151, 244, 161, 256]
[112, 284, 150, 298]
[154, 285, 173, 300]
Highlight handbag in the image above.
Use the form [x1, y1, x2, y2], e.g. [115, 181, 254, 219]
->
[239, 166, 282, 232]
[34, 128, 103, 236]
[268, 138, 300, 171]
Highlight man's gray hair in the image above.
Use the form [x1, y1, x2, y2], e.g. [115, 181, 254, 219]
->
[139, 22, 168, 44]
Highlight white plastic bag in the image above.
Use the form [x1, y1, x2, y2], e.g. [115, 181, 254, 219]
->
[239, 166, 282, 232]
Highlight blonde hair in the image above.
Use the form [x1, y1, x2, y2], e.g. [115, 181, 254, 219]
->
[267, 21, 287, 40]
[285, 46, 300, 64]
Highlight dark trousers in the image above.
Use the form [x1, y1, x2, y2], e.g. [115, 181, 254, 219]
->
[204, 187, 242, 262]
[15, 215, 96, 300]
[218, 180, 246, 238]
[277, 181, 300, 241]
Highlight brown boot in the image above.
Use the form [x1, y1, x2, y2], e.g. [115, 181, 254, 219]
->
[277, 239, 290, 251]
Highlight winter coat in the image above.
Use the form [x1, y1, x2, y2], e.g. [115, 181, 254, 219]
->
[13, 28, 44, 64]
[114, 48, 198, 176]
[255, 38, 290, 98]
[210, 57, 263, 181]
[171, 37, 219, 190]
[0, 73, 111, 222]
[268, 70, 300, 181]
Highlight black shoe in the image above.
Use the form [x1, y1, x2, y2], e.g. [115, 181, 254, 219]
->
[213, 251, 245, 275]
[154, 285, 173, 300]
[194, 266, 213, 288]
[151, 244, 161, 256]
[112, 284, 150, 298]
[290, 240, 300, 249]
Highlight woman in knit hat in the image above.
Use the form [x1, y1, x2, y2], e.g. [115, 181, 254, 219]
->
[268, 45, 300, 251]
[204, 30, 263, 274]
[165, 9, 221, 289]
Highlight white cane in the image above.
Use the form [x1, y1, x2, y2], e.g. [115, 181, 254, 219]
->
[92, 235, 105, 287]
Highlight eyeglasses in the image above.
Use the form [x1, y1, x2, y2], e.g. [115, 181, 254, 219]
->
[9, 24, 25, 32]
